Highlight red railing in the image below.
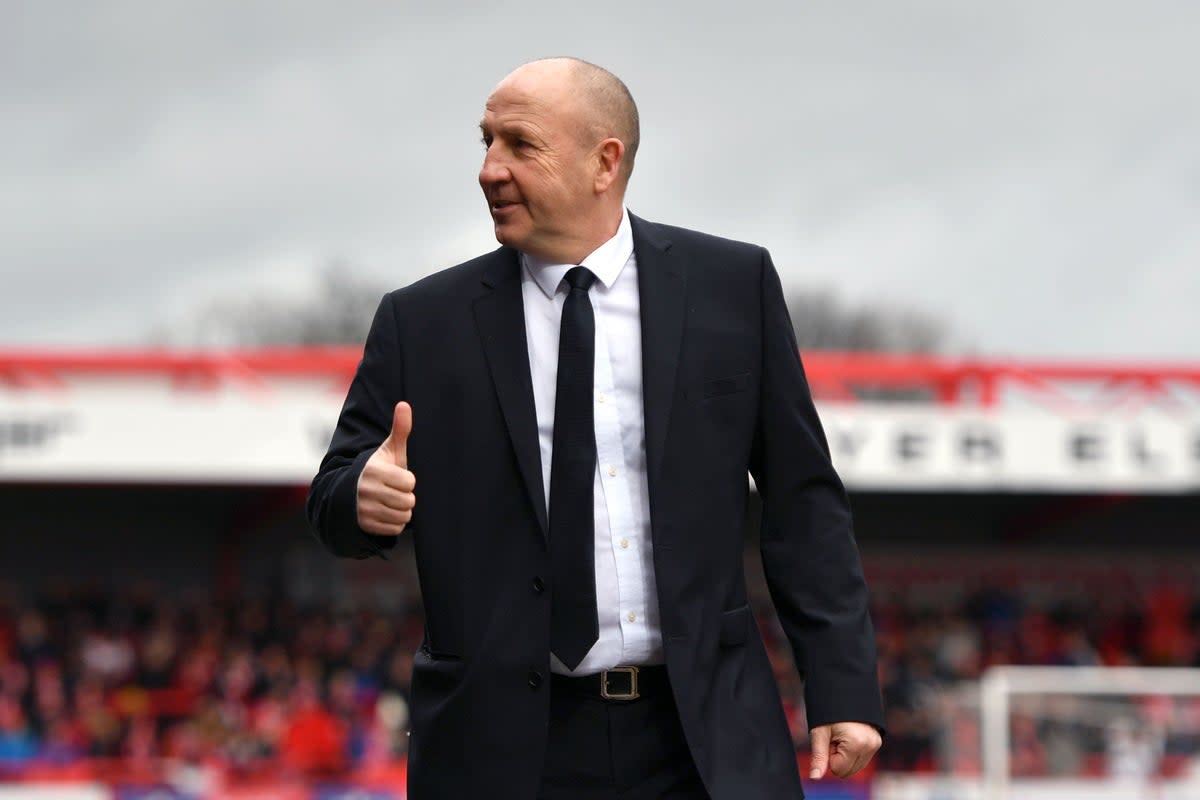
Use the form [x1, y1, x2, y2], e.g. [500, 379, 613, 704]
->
[3, 349, 1199, 411]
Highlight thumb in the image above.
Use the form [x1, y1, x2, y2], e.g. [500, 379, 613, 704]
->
[809, 725, 831, 780]
[386, 401, 412, 468]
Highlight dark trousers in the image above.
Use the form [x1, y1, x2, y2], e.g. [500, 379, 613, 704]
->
[538, 669, 710, 799]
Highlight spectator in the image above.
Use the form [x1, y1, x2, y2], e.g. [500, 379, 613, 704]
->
[0, 695, 37, 763]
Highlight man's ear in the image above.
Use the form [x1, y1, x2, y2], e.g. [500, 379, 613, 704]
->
[593, 138, 625, 194]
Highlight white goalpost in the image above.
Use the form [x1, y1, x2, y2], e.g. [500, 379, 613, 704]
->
[980, 666, 1200, 800]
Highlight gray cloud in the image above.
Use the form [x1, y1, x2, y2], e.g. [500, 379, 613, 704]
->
[2, 0, 1197, 358]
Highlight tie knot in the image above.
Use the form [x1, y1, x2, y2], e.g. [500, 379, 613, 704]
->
[564, 266, 597, 293]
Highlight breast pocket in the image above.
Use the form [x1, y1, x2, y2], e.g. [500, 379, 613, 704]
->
[690, 371, 752, 401]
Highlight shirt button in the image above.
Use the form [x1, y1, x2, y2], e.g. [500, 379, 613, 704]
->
[626, 612, 637, 623]
[608, 466, 618, 477]
[619, 538, 629, 549]
[532, 576, 545, 594]
[528, 670, 543, 689]
[597, 392, 607, 403]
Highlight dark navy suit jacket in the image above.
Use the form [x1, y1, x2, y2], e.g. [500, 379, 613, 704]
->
[307, 215, 884, 799]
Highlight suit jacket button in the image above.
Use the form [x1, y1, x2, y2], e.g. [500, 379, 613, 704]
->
[528, 670, 543, 689]
[532, 576, 545, 593]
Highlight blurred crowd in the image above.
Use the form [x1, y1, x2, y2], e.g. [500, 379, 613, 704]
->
[0, 554, 1198, 779]
[0, 584, 422, 779]
[841, 559, 1200, 776]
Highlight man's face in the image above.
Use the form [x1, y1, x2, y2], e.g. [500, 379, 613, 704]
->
[478, 66, 597, 261]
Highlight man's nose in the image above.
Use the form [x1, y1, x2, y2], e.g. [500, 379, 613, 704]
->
[478, 148, 510, 187]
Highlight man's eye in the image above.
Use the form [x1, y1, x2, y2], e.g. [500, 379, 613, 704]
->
[480, 136, 492, 148]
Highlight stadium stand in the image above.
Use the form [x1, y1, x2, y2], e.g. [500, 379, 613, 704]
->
[1, 349, 1197, 798]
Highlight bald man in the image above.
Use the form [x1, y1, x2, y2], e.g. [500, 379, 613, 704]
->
[309, 58, 884, 800]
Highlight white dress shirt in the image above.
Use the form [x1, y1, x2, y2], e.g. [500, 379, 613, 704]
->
[521, 208, 664, 675]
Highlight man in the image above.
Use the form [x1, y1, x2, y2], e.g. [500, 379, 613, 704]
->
[308, 58, 883, 799]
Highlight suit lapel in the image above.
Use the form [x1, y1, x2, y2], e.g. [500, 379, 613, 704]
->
[631, 214, 686, 496]
[470, 218, 685, 540]
[473, 248, 549, 539]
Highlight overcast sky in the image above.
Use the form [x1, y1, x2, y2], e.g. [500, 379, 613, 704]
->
[2, 0, 1197, 359]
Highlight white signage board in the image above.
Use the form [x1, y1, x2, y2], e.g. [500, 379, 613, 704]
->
[821, 406, 1200, 492]
[0, 385, 338, 484]
[1, 385, 1198, 492]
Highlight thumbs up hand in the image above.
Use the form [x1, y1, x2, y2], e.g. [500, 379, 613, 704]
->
[356, 401, 417, 536]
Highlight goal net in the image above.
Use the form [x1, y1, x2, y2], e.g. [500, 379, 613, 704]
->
[979, 666, 1200, 800]
[873, 666, 1200, 800]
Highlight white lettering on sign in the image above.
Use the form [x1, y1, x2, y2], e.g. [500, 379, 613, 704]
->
[821, 407, 1200, 491]
[0, 413, 74, 458]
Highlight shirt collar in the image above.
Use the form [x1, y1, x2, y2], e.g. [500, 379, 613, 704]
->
[522, 208, 633, 299]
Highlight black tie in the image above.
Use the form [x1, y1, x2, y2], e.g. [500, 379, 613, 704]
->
[549, 266, 599, 670]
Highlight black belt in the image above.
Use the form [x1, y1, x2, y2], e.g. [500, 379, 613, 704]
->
[550, 665, 670, 701]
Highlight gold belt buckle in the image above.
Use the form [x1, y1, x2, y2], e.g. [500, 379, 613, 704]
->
[600, 666, 640, 700]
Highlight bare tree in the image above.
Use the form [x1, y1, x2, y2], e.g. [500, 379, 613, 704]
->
[787, 288, 946, 353]
[164, 264, 947, 354]
[167, 262, 387, 347]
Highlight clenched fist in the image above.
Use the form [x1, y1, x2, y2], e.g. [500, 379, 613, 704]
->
[808, 721, 882, 780]
[356, 401, 416, 536]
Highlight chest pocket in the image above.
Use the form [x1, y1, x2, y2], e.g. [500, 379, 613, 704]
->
[700, 371, 752, 399]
